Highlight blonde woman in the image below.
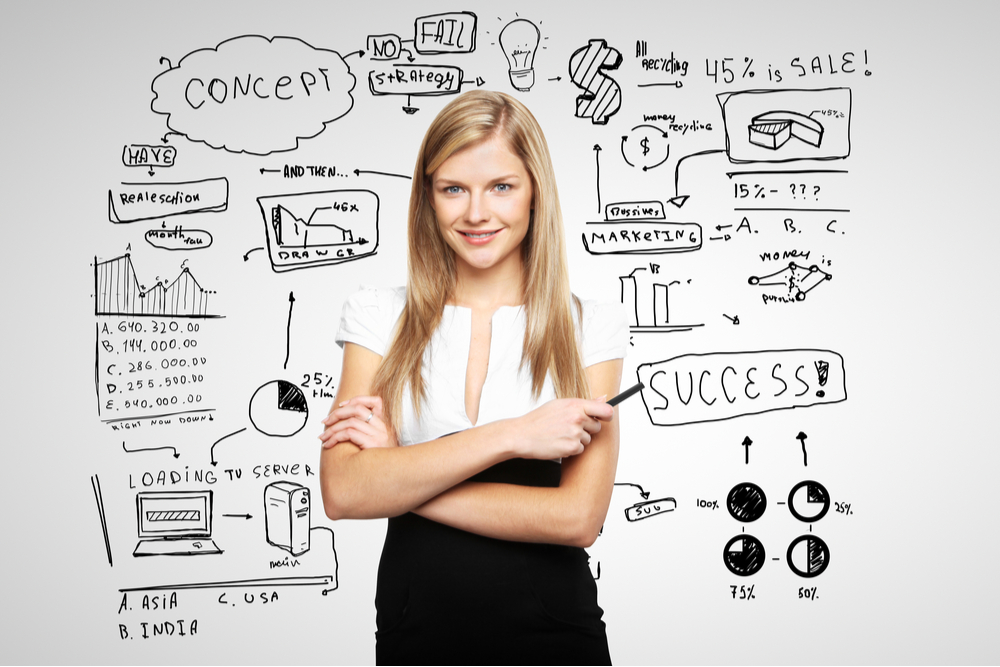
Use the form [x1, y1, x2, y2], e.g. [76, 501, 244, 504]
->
[320, 90, 627, 665]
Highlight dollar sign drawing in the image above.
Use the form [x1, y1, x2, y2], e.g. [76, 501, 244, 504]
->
[568, 39, 622, 125]
[640, 137, 650, 156]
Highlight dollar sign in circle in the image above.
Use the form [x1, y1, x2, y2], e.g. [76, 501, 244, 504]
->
[568, 39, 622, 125]
[640, 137, 650, 156]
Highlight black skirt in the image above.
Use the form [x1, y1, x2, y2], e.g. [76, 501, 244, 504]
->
[375, 458, 612, 666]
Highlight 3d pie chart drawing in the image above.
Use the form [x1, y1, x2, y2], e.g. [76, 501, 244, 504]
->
[249, 380, 309, 437]
[748, 110, 824, 150]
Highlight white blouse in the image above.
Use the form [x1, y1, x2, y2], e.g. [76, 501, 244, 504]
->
[335, 286, 629, 446]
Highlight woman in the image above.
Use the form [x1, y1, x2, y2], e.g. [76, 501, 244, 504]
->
[319, 90, 627, 665]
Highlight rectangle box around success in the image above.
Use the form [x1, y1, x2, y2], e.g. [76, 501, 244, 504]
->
[636, 349, 846, 426]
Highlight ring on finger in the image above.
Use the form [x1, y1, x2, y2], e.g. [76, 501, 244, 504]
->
[365, 412, 374, 423]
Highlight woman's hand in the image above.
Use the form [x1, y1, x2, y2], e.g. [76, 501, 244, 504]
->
[509, 396, 614, 460]
[320, 395, 397, 450]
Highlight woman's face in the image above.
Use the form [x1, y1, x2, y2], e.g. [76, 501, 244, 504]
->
[429, 137, 533, 280]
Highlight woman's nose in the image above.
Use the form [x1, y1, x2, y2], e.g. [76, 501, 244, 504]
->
[465, 191, 489, 223]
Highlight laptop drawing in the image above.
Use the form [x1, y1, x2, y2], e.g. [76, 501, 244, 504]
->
[133, 490, 223, 557]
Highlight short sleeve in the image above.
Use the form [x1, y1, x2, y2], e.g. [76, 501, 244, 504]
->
[580, 299, 629, 367]
[335, 286, 405, 356]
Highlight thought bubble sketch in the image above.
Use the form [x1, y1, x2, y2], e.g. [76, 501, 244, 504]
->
[151, 35, 356, 156]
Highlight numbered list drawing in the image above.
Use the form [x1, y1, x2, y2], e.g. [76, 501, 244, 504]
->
[94, 254, 220, 427]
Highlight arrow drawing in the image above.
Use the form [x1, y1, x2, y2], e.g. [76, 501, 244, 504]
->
[613, 482, 650, 499]
[284, 292, 295, 370]
[122, 441, 179, 458]
[353, 169, 411, 180]
[211, 428, 247, 466]
[594, 144, 602, 214]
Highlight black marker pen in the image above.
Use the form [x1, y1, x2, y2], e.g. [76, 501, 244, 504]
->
[607, 382, 644, 407]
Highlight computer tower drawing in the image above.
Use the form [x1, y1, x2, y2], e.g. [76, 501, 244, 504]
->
[264, 481, 311, 556]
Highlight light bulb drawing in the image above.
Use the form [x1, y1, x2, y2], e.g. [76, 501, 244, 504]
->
[499, 19, 540, 91]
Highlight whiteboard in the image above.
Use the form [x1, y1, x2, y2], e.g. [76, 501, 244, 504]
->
[3, 0, 998, 663]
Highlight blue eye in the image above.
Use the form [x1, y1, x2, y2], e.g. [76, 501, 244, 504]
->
[495, 183, 511, 192]
[444, 186, 462, 194]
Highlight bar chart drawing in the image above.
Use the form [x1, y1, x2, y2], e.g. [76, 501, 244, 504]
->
[94, 254, 218, 318]
[620, 268, 702, 334]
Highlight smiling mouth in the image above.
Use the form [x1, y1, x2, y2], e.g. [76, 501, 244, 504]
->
[460, 230, 499, 239]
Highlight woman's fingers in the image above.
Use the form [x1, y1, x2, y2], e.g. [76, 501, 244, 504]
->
[322, 425, 372, 449]
[320, 396, 396, 450]
[583, 398, 615, 422]
[321, 408, 378, 442]
[339, 395, 384, 415]
[321, 418, 379, 448]
[323, 400, 381, 426]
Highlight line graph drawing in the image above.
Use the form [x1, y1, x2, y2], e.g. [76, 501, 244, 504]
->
[749, 262, 832, 303]
[256, 190, 379, 272]
[94, 254, 218, 318]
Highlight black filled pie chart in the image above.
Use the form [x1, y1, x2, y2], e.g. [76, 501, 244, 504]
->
[249, 380, 309, 437]
[724, 534, 765, 576]
[727, 482, 767, 522]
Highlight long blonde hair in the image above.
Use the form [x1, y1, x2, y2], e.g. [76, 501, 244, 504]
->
[371, 90, 589, 437]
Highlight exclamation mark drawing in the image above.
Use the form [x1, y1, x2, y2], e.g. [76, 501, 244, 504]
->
[814, 360, 830, 398]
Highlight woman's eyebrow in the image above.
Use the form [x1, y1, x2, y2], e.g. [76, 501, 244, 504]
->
[432, 174, 522, 189]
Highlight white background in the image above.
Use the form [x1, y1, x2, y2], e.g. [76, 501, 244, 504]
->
[2, 1, 998, 663]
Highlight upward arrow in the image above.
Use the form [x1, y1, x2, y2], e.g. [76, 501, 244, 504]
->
[797, 432, 809, 466]
[742, 436, 752, 464]
[284, 292, 295, 370]
[593, 145, 603, 214]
